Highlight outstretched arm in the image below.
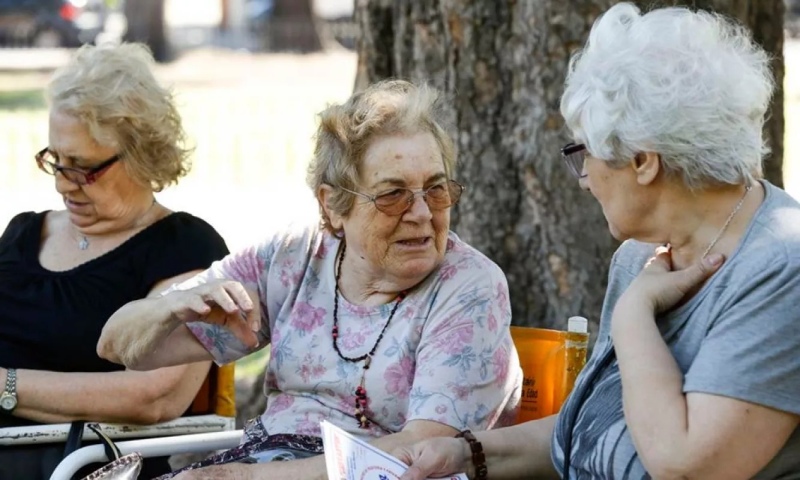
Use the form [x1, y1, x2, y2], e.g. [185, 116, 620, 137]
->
[0, 362, 209, 424]
[396, 416, 559, 480]
[171, 417, 559, 480]
[98, 277, 261, 370]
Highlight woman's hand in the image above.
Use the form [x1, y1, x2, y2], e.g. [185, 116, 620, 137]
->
[620, 246, 724, 314]
[166, 280, 260, 349]
[395, 437, 471, 480]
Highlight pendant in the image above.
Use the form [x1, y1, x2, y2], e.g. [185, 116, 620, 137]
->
[78, 236, 89, 250]
[354, 384, 369, 428]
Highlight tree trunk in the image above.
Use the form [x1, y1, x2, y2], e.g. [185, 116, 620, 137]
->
[235, 369, 267, 428]
[123, 0, 169, 62]
[631, 0, 785, 188]
[220, 0, 231, 31]
[354, 0, 784, 332]
[265, 0, 324, 53]
[355, 0, 621, 332]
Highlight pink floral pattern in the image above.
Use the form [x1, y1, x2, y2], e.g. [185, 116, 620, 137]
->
[493, 346, 511, 387]
[290, 302, 326, 334]
[182, 223, 521, 442]
[384, 355, 415, 399]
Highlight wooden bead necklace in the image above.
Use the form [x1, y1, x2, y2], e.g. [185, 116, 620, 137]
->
[332, 243, 406, 429]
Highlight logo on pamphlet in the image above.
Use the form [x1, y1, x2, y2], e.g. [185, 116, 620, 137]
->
[321, 420, 469, 480]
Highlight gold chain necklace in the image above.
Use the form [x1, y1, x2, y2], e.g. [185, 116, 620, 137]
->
[701, 185, 751, 258]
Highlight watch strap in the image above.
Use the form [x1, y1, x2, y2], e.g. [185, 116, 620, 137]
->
[5, 368, 16, 396]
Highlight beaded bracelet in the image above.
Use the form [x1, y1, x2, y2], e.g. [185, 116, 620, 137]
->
[456, 430, 488, 480]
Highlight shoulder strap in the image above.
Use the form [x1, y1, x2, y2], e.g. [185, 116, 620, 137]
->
[63, 420, 85, 458]
[87, 423, 122, 461]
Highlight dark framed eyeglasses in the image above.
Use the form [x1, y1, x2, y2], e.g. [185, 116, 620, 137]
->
[35, 147, 122, 185]
[561, 142, 587, 179]
[339, 179, 465, 216]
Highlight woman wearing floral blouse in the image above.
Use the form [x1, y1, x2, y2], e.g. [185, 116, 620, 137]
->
[97, 79, 522, 479]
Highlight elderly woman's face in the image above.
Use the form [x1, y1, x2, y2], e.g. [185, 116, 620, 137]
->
[340, 132, 450, 285]
[48, 110, 149, 230]
[580, 153, 652, 241]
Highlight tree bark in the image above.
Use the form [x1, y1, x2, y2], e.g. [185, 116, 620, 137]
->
[123, 0, 169, 62]
[235, 370, 267, 428]
[264, 0, 324, 53]
[219, 0, 231, 31]
[354, 0, 784, 332]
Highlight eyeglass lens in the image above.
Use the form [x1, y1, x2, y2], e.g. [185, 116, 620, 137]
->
[374, 180, 463, 215]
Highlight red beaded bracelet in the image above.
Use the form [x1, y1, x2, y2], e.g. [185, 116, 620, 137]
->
[456, 430, 488, 480]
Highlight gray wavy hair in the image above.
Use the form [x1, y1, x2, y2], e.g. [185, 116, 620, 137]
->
[560, 2, 774, 189]
[306, 79, 456, 234]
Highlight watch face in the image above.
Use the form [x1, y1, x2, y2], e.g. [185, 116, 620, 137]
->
[0, 394, 16, 410]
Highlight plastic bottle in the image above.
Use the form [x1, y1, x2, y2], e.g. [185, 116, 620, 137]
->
[564, 316, 589, 399]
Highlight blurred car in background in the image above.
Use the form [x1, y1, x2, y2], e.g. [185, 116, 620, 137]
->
[0, 0, 107, 47]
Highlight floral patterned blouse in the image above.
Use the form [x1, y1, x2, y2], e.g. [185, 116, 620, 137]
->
[178, 223, 522, 441]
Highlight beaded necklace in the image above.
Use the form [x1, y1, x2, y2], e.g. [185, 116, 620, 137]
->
[332, 243, 406, 429]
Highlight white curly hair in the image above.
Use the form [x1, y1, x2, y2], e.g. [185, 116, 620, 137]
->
[560, 2, 775, 189]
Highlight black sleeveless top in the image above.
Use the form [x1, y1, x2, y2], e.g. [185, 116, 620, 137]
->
[0, 210, 229, 479]
[0, 211, 229, 425]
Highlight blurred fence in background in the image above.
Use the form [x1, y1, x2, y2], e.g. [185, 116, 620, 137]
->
[169, 16, 357, 53]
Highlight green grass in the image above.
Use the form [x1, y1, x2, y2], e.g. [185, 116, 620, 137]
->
[0, 89, 45, 110]
[237, 346, 271, 378]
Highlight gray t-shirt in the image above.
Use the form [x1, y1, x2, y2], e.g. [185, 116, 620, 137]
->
[552, 181, 800, 479]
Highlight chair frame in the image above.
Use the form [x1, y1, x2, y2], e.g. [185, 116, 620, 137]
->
[51, 429, 243, 480]
[0, 414, 235, 447]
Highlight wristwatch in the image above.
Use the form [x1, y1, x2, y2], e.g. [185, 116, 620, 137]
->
[0, 368, 18, 413]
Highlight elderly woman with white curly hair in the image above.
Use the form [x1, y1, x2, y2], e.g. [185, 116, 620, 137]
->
[394, 3, 800, 479]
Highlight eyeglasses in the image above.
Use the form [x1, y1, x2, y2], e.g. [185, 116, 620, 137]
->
[561, 142, 587, 179]
[35, 147, 122, 185]
[339, 179, 465, 216]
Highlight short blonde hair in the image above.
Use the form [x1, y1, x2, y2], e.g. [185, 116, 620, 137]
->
[306, 79, 456, 233]
[47, 43, 191, 192]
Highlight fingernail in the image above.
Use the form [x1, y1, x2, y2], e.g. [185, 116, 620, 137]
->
[705, 254, 723, 266]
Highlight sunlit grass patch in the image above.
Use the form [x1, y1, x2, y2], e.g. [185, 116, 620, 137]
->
[0, 89, 45, 110]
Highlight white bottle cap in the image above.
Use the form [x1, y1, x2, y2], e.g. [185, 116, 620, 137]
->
[567, 316, 588, 334]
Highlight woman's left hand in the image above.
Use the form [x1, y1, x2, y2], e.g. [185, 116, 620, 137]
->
[620, 246, 725, 314]
[172, 463, 254, 480]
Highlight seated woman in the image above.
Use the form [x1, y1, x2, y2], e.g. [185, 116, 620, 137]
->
[0, 43, 228, 479]
[395, 3, 800, 480]
[97, 79, 522, 479]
